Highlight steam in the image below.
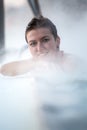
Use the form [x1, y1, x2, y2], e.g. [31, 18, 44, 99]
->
[0, 0, 87, 130]
[0, 58, 87, 130]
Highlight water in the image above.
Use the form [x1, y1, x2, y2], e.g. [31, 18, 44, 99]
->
[31, 61, 87, 130]
[0, 75, 43, 130]
[0, 56, 87, 130]
[37, 79, 87, 130]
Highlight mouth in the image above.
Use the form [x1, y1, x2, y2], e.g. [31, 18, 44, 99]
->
[36, 52, 48, 57]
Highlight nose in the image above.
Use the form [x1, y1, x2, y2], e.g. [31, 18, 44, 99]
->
[36, 42, 43, 52]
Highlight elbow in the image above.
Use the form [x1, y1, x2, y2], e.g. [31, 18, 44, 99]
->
[0, 64, 15, 76]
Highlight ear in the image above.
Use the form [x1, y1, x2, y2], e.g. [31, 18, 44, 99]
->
[56, 36, 60, 49]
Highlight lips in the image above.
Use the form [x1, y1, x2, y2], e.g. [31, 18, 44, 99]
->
[37, 52, 48, 57]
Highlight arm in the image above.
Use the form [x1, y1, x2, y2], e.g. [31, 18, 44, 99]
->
[0, 59, 34, 76]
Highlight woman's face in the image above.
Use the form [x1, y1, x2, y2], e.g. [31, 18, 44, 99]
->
[26, 28, 60, 58]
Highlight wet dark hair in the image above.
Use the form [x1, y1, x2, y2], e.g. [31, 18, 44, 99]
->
[25, 16, 58, 43]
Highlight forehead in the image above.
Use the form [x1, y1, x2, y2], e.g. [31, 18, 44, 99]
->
[26, 28, 52, 41]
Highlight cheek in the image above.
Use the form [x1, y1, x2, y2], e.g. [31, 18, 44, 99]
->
[45, 42, 56, 50]
[29, 47, 36, 55]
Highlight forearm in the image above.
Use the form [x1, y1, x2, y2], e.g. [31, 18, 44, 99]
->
[0, 59, 32, 76]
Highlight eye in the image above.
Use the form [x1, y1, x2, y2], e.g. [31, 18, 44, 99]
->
[42, 38, 49, 43]
[29, 41, 37, 47]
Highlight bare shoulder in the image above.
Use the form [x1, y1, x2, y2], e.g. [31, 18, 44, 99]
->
[61, 53, 82, 72]
[0, 59, 33, 76]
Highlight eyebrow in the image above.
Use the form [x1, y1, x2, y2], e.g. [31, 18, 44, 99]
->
[40, 36, 50, 40]
[28, 35, 50, 43]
